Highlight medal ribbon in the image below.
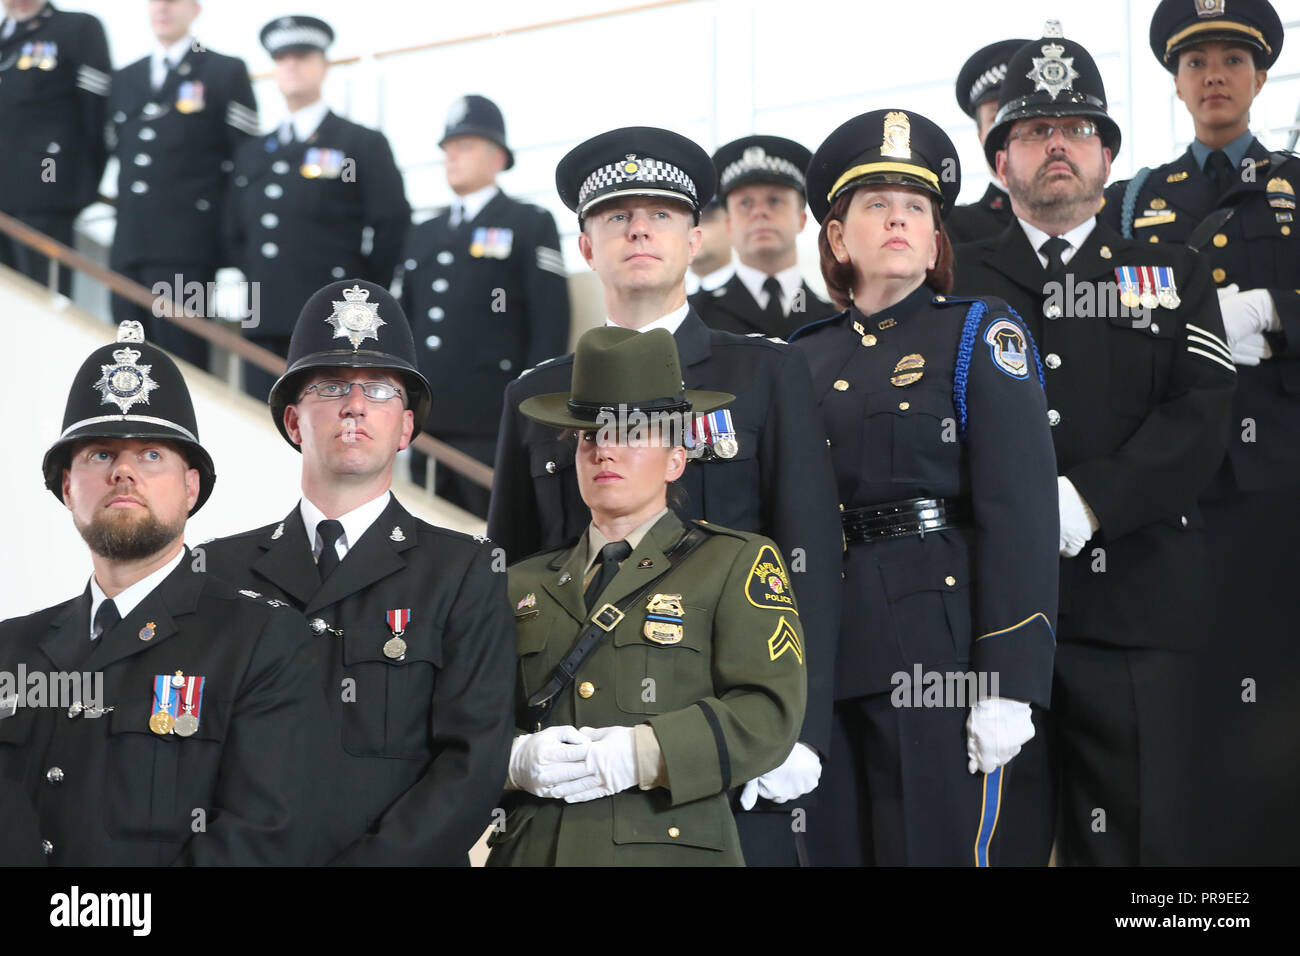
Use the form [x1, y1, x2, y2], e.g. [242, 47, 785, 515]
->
[181, 675, 204, 723]
[1157, 266, 1177, 296]
[152, 675, 178, 721]
[708, 409, 735, 440]
[386, 608, 411, 635]
[1141, 266, 1158, 299]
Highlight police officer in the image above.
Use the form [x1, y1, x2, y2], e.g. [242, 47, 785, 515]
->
[487, 326, 806, 866]
[684, 198, 732, 295]
[0, 320, 335, 865]
[400, 94, 570, 518]
[690, 135, 835, 339]
[788, 109, 1058, 866]
[225, 17, 410, 401]
[0, 1, 110, 295]
[201, 279, 515, 865]
[947, 38, 1031, 244]
[952, 21, 1237, 865]
[1101, 0, 1299, 866]
[488, 127, 840, 866]
[108, 0, 259, 370]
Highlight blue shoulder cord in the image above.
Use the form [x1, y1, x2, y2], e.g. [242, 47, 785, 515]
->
[1120, 167, 1152, 239]
[953, 301, 1045, 438]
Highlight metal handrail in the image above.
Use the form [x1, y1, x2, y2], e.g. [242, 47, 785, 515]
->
[0, 209, 494, 489]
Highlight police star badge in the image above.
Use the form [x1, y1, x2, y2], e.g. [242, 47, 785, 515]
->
[93, 322, 159, 413]
[325, 284, 386, 350]
[1028, 22, 1079, 100]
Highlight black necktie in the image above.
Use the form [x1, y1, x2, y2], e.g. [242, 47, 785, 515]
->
[94, 598, 120, 639]
[584, 541, 632, 612]
[316, 520, 345, 582]
[1039, 236, 1071, 274]
[762, 276, 784, 322]
[1205, 149, 1234, 196]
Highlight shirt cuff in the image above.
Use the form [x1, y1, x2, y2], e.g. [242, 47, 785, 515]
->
[633, 723, 668, 790]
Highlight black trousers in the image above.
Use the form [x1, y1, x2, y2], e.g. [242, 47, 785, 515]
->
[409, 435, 494, 519]
[808, 692, 1051, 865]
[111, 261, 217, 370]
[731, 796, 811, 867]
[0, 210, 76, 296]
[1049, 641, 1199, 865]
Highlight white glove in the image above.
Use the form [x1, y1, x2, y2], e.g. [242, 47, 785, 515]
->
[1057, 475, 1099, 557]
[966, 697, 1035, 774]
[1219, 286, 1280, 354]
[1229, 331, 1274, 366]
[507, 726, 593, 798]
[739, 742, 823, 810]
[552, 725, 640, 804]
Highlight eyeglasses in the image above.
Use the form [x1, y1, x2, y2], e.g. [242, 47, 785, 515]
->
[301, 380, 404, 402]
[1007, 121, 1099, 144]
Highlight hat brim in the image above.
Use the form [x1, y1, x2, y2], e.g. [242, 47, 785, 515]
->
[518, 389, 735, 432]
[440, 128, 515, 170]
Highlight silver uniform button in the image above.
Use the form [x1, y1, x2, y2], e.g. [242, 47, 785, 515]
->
[499, 359, 513, 371]
[309, 618, 328, 634]
[46, 767, 64, 785]
[272, 160, 290, 175]
[47, 142, 60, 154]
[235, 175, 248, 187]
[1045, 353, 1061, 369]
[139, 127, 156, 141]
[426, 335, 442, 349]
[428, 307, 444, 321]
[114, 110, 127, 123]
[437, 251, 454, 265]
[432, 278, 449, 293]
[1150, 324, 1160, 335]
[195, 198, 211, 211]
[331, 266, 345, 278]
[42, 840, 53, 856]
[404, 258, 418, 271]
[265, 183, 283, 199]
[143, 102, 161, 116]
[1180, 515, 1188, 527]
[261, 213, 279, 229]
[221, 159, 234, 173]
[131, 181, 148, 194]
[1045, 303, 1062, 319]
[261, 242, 279, 258]
[545, 461, 557, 474]
[134, 153, 151, 166]
[1047, 409, 1061, 426]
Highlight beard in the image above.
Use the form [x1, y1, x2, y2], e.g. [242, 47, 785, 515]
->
[1006, 154, 1106, 219]
[75, 503, 184, 562]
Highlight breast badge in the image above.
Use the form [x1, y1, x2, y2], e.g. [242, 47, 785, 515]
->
[643, 593, 684, 645]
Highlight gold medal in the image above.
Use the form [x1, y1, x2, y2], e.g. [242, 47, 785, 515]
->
[149, 712, 174, 735]
[16, 55, 31, 70]
[383, 636, 407, 660]
[1120, 290, 1141, 309]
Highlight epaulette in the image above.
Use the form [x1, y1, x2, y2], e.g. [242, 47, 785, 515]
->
[786, 309, 847, 342]
[744, 332, 786, 344]
[691, 518, 746, 540]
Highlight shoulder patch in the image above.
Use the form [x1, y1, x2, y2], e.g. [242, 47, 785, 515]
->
[745, 544, 798, 615]
[983, 318, 1029, 379]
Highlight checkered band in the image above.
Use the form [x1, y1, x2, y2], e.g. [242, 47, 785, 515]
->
[578, 156, 697, 211]
[719, 153, 806, 192]
[968, 63, 1010, 107]
[265, 25, 331, 52]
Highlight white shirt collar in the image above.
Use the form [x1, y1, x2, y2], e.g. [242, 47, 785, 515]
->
[604, 302, 690, 336]
[89, 548, 187, 641]
[451, 184, 499, 224]
[733, 260, 804, 312]
[1016, 216, 1097, 269]
[300, 491, 392, 563]
[686, 262, 734, 295]
[283, 99, 330, 143]
[151, 36, 192, 88]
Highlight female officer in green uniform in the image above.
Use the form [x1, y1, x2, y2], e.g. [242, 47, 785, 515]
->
[486, 326, 807, 866]
[788, 109, 1059, 865]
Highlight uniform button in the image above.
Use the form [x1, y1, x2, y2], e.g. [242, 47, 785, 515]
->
[46, 767, 63, 785]
[1283, 226, 1292, 237]
[425, 335, 442, 350]
[833, 379, 849, 391]
[499, 359, 513, 372]
[221, 159, 234, 173]
[437, 251, 454, 265]
[839, 503, 845, 511]
[114, 110, 127, 123]
[825, 438, 832, 447]
[1150, 324, 1160, 335]
[944, 576, 956, 587]
[1045, 353, 1061, 369]
[404, 258, 418, 271]
[130, 180, 148, 194]
[138, 127, 156, 141]
[428, 307, 445, 321]
[42, 840, 53, 856]
[1047, 409, 1061, 426]
[272, 160, 290, 175]
[1045, 302, 1062, 319]
[545, 461, 557, 474]
[331, 266, 345, 278]
[668, 826, 680, 838]
[261, 212, 279, 228]
[432, 278, 450, 293]
[1212, 233, 1228, 248]
[195, 198, 210, 211]
[1180, 515, 1188, 528]
[143, 102, 161, 116]
[67, 701, 84, 718]
[265, 183, 283, 199]
[1212, 268, 1227, 283]
[578, 681, 596, 699]
[134, 153, 151, 166]
[1148, 235, 1160, 243]
[261, 242, 279, 258]
[235, 175, 248, 187]
[898, 401, 910, 410]
[861, 334, 877, 347]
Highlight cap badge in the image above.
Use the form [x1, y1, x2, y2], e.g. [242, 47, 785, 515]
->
[325, 284, 386, 350]
[623, 154, 640, 175]
[445, 96, 468, 128]
[1195, 0, 1224, 17]
[1029, 29, 1079, 100]
[881, 112, 912, 160]
[742, 145, 766, 164]
[93, 340, 158, 415]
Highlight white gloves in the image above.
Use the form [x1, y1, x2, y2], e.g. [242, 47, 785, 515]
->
[507, 725, 594, 798]
[1218, 284, 1279, 366]
[559, 726, 640, 804]
[1058, 475, 1099, 557]
[739, 742, 822, 810]
[966, 697, 1035, 774]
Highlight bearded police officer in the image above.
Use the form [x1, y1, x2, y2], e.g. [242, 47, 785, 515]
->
[952, 22, 1237, 866]
[400, 94, 570, 518]
[225, 17, 410, 401]
[690, 135, 834, 339]
[0, 320, 335, 865]
[1101, 0, 1299, 866]
[947, 38, 1031, 244]
[489, 127, 841, 866]
[107, 0, 258, 370]
[0, 0, 110, 295]
[201, 279, 515, 865]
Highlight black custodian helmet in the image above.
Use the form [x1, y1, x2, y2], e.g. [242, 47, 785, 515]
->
[268, 279, 433, 448]
[42, 320, 216, 514]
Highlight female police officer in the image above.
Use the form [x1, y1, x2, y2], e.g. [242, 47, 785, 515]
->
[485, 326, 807, 866]
[787, 109, 1058, 866]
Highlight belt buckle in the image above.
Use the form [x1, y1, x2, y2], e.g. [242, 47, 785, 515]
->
[592, 603, 625, 631]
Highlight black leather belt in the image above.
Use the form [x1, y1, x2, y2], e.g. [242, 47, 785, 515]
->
[841, 496, 969, 544]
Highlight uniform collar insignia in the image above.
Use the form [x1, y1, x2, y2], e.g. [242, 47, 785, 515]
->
[389, 525, 405, 542]
[271, 522, 284, 540]
[325, 284, 386, 350]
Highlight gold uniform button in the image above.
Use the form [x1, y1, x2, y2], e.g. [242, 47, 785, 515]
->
[945, 575, 956, 587]
[862, 334, 877, 347]
[1283, 226, 1292, 236]
[668, 827, 680, 838]
[578, 681, 595, 699]
[1212, 233, 1228, 248]
[833, 379, 850, 391]
[1213, 267, 1227, 283]
[898, 401, 910, 410]
[1148, 235, 1159, 243]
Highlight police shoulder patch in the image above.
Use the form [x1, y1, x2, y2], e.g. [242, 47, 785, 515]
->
[745, 544, 798, 615]
[983, 318, 1029, 379]
[766, 615, 803, 664]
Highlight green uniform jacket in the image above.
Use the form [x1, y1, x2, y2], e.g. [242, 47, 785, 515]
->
[487, 511, 807, 866]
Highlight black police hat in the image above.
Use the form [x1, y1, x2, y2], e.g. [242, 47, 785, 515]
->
[42, 321, 216, 515]
[805, 109, 961, 224]
[984, 21, 1122, 166]
[1150, 0, 1283, 72]
[556, 127, 716, 223]
[440, 94, 515, 170]
[268, 279, 433, 449]
[955, 38, 1033, 118]
[712, 135, 812, 203]
[260, 15, 334, 57]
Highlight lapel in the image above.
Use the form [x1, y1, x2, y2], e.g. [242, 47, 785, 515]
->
[714, 274, 770, 333]
[1160, 147, 1214, 217]
[1063, 219, 1115, 283]
[593, 512, 683, 611]
[541, 540, 589, 627]
[305, 110, 339, 147]
[1223, 138, 1273, 205]
[980, 183, 1008, 214]
[35, 589, 91, 672]
[304, 496, 417, 615]
[984, 221, 1050, 296]
[469, 189, 506, 227]
[674, 310, 714, 372]
[250, 506, 319, 607]
[84, 556, 206, 674]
